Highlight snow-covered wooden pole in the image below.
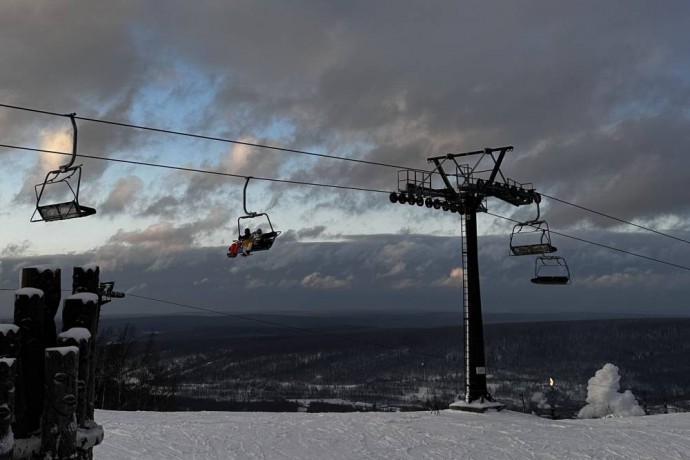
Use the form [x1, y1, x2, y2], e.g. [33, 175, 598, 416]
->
[62, 292, 99, 424]
[57, 328, 92, 429]
[70, 265, 101, 423]
[41, 346, 78, 460]
[13, 288, 45, 434]
[0, 325, 22, 444]
[21, 266, 61, 348]
[0, 358, 16, 460]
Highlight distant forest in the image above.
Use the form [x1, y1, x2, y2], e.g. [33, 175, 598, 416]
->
[94, 317, 690, 418]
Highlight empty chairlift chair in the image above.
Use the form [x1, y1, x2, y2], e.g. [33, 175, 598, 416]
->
[530, 255, 571, 285]
[509, 220, 558, 256]
[31, 114, 96, 222]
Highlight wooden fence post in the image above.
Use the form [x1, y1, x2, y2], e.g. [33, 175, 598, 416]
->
[0, 358, 16, 460]
[0, 325, 23, 443]
[71, 266, 101, 423]
[21, 266, 61, 348]
[62, 292, 99, 422]
[13, 288, 45, 435]
[57, 328, 92, 429]
[41, 347, 78, 460]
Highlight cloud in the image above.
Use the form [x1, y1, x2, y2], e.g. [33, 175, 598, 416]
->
[300, 272, 353, 290]
[14, 126, 76, 204]
[100, 176, 144, 214]
[1, 241, 32, 258]
[3, 1, 690, 316]
[434, 267, 464, 288]
[296, 226, 327, 240]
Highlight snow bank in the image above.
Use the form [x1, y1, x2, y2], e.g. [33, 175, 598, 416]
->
[94, 409, 690, 460]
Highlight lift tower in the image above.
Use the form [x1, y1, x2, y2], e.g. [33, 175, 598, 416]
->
[389, 146, 540, 411]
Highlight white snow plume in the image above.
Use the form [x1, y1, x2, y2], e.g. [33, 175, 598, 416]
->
[578, 363, 645, 419]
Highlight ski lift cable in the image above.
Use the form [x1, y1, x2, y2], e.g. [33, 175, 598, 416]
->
[0, 282, 671, 395]
[0, 143, 390, 195]
[126, 293, 448, 359]
[0, 287, 449, 363]
[1, 141, 689, 272]
[0, 102, 426, 173]
[487, 211, 690, 272]
[540, 193, 690, 246]
[1, 101, 688, 245]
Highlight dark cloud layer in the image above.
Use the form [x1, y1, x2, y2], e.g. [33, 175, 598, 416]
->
[1, 232, 688, 320]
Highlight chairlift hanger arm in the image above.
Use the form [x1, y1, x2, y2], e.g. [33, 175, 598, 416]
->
[243, 176, 257, 216]
[60, 113, 78, 172]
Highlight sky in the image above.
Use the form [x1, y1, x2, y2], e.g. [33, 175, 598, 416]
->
[94, 408, 690, 459]
[1, 1, 690, 319]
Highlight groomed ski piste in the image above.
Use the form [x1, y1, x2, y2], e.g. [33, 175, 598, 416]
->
[95, 409, 690, 460]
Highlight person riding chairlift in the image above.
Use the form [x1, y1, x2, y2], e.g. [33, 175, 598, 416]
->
[227, 228, 263, 258]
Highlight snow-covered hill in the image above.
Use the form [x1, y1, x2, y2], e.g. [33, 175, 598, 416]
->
[94, 409, 690, 459]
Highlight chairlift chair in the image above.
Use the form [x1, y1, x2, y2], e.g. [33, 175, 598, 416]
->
[31, 113, 96, 222]
[509, 220, 557, 256]
[530, 255, 571, 285]
[509, 200, 557, 256]
[227, 177, 281, 258]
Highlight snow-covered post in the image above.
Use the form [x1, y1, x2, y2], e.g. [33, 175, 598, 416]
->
[0, 358, 16, 460]
[72, 266, 100, 297]
[41, 346, 78, 460]
[57, 328, 92, 429]
[20, 266, 61, 348]
[0, 325, 23, 442]
[13, 288, 45, 435]
[62, 292, 99, 424]
[70, 266, 101, 422]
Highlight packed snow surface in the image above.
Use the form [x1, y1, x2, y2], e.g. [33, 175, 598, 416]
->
[95, 409, 690, 459]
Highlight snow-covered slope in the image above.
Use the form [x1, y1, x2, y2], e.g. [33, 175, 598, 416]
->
[95, 409, 690, 459]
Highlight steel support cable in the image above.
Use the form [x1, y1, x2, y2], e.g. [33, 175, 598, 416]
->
[2, 141, 689, 272]
[0, 285, 445, 361]
[2, 101, 688, 246]
[0, 143, 390, 195]
[0, 283, 672, 395]
[127, 294, 448, 360]
[486, 211, 690, 272]
[0, 102, 425, 172]
[541, 193, 690, 246]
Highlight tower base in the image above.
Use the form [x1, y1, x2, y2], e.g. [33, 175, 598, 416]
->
[449, 399, 505, 413]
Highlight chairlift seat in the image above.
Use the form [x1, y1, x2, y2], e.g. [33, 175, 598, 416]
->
[510, 243, 557, 256]
[250, 231, 280, 252]
[35, 201, 97, 222]
[531, 276, 570, 285]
